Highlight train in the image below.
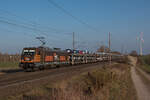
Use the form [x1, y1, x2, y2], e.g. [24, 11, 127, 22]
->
[19, 46, 124, 71]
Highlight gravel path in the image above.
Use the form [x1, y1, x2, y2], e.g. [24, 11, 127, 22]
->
[129, 56, 150, 100]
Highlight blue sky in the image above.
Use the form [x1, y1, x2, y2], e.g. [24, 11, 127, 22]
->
[0, 0, 150, 54]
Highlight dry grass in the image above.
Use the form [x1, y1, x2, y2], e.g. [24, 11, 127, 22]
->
[0, 62, 19, 69]
[137, 55, 150, 73]
[0, 53, 20, 69]
[7, 63, 137, 100]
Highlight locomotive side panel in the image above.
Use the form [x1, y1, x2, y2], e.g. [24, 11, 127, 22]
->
[45, 56, 53, 62]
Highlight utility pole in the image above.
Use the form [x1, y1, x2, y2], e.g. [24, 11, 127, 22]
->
[108, 32, 111, 65]
[72, 32, 75, 65]
[109, 32, 111, 52]
[73, 32, 75, 50]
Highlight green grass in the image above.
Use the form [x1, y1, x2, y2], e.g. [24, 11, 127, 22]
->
[0, 62, 19, 69]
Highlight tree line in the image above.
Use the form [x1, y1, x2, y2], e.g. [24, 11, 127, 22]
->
[0, 52, 20, 62]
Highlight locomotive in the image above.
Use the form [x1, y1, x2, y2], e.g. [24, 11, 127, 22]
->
[19, 46, 123, 71]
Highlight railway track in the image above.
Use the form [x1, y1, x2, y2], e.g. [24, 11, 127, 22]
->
[0, 62, 106, 98]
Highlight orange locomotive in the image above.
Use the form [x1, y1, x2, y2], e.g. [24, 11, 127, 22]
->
[19, 47, 70, 71]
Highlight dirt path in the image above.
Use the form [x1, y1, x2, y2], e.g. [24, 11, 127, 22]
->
[129, 56, 150, 100]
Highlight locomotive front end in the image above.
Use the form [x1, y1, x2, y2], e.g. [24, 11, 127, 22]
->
[19, 48, 36, 70]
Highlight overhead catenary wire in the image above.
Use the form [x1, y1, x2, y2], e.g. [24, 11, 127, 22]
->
[0, 17, 73, 41]
[0, 27, 36, 38]
[0, 18, 47, 37]
[0, 21, 75, 51]
[0, 9, 68, 34]
[47, 0, 99, 32]
[0, 8, 99, 51]
[0, 7, 99, 51]
[0, 27, 71, 48]
[0, 16, 70, 37]
[0, 9, 73, 40]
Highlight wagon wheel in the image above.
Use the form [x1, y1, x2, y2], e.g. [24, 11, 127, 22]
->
[31, 67, 35, 72]
[39, 65, 45, 70]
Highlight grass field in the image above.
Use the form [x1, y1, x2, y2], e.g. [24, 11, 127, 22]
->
[138, 55, 150, 73]
[0, 62, 19, 69]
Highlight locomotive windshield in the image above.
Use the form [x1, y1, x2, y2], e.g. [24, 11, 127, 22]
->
[22, 49, 35, 56]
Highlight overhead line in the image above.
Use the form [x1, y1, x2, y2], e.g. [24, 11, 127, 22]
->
[0, 19, 48, 36]
[0, 17, 70, 38]
[0, 26, 71, 46]
[0, 27, 36, 38]
[0, 9, 78, 47]
[0, 9, 71, 35]
[47, 0, 99, 32]
[0, 18, 73, 42]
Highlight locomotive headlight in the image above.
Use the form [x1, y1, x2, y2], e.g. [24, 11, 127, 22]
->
[25, 57, 30, 61]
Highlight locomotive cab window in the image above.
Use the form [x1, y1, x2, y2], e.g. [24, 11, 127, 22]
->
[22, 49, 35, 55]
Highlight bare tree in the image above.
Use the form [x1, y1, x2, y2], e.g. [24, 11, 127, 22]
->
[97, 45, 110, 53]
[130, 50, 138, 57]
